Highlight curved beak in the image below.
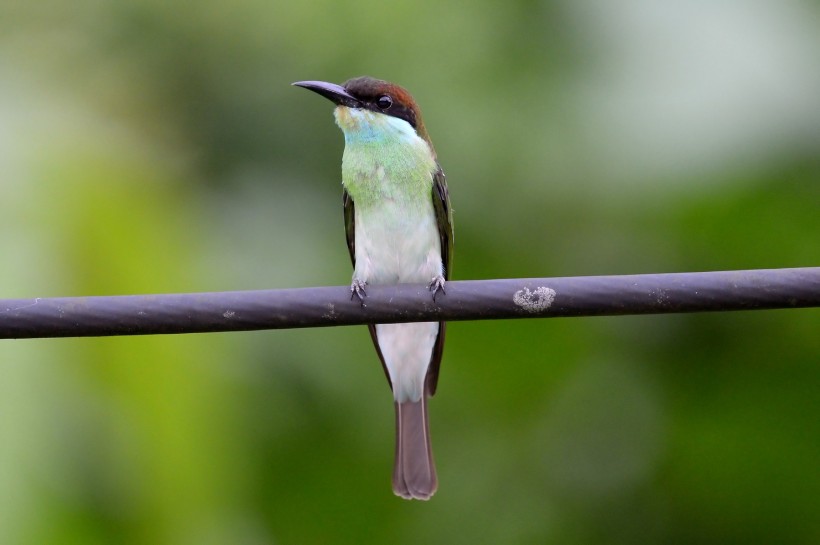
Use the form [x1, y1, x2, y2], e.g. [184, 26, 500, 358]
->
[292, 80, 361, 108]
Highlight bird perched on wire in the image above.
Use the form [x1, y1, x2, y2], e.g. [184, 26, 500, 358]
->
[293, 76, 453, 500]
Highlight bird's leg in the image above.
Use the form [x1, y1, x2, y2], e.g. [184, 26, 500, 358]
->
[428, 275, 446, 302]
[350, 278, 368, 306]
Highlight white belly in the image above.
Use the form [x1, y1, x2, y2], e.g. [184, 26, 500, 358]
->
[353, 199, 442, 285]
[353, 200, 442, 402]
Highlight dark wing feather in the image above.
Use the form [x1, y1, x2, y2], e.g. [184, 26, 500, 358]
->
[425, 164, 453, 396]
[344, 189, 392, 388]
[343, 188, 356, 265]
[431, 165, 453, 281]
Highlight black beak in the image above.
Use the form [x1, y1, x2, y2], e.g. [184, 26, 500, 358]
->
[292, 80, 361, 108]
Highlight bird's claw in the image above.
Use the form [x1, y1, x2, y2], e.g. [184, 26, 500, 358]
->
[428, 275, 446, 302]
[350, 279, 368, 306]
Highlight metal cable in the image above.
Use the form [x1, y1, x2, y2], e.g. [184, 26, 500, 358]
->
[1, 268, 818, 339]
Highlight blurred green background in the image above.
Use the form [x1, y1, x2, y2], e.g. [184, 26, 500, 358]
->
[1, 0, 819, 543]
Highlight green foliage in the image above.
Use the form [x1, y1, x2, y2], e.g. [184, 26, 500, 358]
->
[1, 1, 818, 543]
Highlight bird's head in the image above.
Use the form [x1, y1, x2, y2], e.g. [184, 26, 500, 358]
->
[293, 76, 434, 153]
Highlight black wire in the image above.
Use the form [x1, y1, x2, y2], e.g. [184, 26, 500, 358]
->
[1, 268, 818, 339]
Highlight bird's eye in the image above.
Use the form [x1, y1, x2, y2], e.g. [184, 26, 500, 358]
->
[376, 95, 393, 110]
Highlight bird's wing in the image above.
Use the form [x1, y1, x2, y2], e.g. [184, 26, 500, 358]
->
[426, 164, 453, 396]
[432, 165, 453, 281]
[343, 188, 356, 265]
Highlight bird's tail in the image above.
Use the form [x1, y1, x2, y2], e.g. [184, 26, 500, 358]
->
[393, 397, 437, 500]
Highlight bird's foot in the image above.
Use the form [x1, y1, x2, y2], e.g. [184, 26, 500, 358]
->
[350, 279, 368, 306]
[428, 275, 446, 302]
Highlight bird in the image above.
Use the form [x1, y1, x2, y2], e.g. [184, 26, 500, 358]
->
[293, 76, 453, 500]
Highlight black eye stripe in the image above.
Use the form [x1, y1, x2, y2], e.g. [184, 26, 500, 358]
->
[349, 92, 418, 129]
[384, 104, 417, 129]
